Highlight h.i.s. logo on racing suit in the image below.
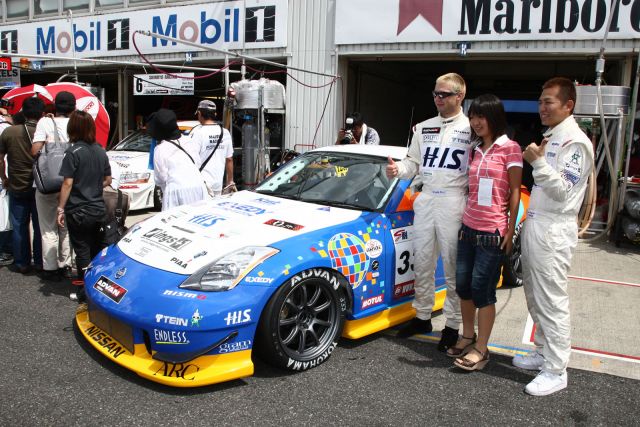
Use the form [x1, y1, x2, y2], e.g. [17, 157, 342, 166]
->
[420, 127, 470, 172]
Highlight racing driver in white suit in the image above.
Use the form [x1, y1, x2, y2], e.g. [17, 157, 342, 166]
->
[387, 73, 472, 351]
[514, 77, 594, 396]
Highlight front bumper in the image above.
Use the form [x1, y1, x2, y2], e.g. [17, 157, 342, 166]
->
[76, 305, 254, 387]
[119, 181, 155, 211]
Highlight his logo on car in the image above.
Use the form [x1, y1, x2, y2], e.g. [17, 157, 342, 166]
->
[224, 309, 251, 325]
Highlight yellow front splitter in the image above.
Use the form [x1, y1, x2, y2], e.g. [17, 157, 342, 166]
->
[75, 306, 254, 388]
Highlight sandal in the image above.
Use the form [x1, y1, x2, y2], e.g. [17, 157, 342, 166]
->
[446, 333, 477, 358]
[454, 347, 490, 371]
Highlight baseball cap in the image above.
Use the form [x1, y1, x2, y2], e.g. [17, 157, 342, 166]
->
[55, 91, 76, 114]
[195, 100, 216, 113]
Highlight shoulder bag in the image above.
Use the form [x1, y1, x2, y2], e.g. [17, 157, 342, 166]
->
[32, 117, 70, 194]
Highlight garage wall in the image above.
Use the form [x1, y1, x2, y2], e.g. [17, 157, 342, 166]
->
[340, 53, 635, 146]
[284, 0, 339, 151]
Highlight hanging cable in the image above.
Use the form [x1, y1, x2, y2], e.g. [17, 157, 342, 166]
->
[580, 0, 621, 242]
[311, 78, 340, 147]
[131, 31, 241, 80]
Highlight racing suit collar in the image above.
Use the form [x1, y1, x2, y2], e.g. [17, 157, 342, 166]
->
[542, 115, 575, 139]
[439, 109, 465, 125]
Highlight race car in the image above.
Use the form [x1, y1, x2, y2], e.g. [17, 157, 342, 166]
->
[76, 144, 529, 387]
[108, 120, 199, 211]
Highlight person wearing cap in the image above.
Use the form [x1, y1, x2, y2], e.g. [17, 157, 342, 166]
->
[30, 91, 76, 281]
[189, 100, 234, 197]
[150, 108, 207, 210]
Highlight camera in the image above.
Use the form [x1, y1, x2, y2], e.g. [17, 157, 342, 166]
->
[339, 117, 355, 144]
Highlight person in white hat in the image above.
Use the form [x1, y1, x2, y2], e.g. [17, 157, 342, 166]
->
[188, 100, 234, 197]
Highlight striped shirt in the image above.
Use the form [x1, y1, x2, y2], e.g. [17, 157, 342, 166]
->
[463, 135, 523, 235]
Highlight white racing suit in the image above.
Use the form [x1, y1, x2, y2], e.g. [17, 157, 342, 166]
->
[396, 111, 471, 328]
[522, 115, 593, 375]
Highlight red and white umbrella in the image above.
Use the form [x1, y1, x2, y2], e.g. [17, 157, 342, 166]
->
[1, 84, 54, 115]
[45, 82, 110, 148]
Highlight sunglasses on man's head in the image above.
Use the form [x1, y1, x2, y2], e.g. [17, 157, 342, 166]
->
[432, 91, 457, 99]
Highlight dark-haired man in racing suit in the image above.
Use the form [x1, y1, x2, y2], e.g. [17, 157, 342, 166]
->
[387, 73, 472, 351]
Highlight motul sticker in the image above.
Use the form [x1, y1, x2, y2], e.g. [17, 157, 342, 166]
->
[264, 219, 304, 231]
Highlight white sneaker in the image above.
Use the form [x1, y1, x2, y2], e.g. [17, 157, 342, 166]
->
[512, 351, 545, 371]
[525, 371, 568, 396]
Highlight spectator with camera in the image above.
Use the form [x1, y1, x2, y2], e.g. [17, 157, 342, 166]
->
[336, 112, 380, 145]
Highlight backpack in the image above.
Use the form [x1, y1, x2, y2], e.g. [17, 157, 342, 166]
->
[32, 117, 70, 194]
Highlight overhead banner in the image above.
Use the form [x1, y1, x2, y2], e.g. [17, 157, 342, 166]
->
[133, 73, 195, 96]
[0, 0, 287, 58]
[335, 0, 640, 44]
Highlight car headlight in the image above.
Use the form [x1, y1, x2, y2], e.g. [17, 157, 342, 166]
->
[120, 172, 151, 184]
[179, 246, 279, 292]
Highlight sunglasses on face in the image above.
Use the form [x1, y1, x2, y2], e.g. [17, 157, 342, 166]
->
[432, 91, 457, 99]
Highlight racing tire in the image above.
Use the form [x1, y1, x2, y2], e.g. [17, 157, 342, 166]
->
[502, 222, 524, 287]
[153, 186, 163, 211]
[255, 270, 346, 371]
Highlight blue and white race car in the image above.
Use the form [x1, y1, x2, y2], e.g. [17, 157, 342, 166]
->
[76, 144, 526, 387]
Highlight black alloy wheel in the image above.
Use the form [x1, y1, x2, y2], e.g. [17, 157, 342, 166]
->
[256, 271, 345, 371]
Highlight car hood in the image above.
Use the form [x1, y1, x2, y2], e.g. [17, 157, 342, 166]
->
[117, 191, 362, 275]
[108, 150, 150, 170]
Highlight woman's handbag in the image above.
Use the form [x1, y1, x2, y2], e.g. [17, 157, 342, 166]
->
[101, 188, 129, 246]
[32, 118, 70, 194]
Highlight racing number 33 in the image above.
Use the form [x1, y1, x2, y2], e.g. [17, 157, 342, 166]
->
[397, 250, 414, 275]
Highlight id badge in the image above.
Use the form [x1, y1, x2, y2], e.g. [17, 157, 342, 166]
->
[478, 178, 493, 207]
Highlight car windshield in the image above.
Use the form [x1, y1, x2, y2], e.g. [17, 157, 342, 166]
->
[255, 152, 396, 211]
[112, 127, 193, 152]
[113, 132, 152, 152]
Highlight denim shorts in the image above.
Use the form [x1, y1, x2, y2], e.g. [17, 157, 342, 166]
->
[455, 224, 504, 308]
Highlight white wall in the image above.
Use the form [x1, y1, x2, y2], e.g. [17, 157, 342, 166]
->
[284, 0, 339, 151]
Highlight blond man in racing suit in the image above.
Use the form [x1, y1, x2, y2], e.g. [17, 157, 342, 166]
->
[514, 77, 593, 396]
[387, 73, 471, 351]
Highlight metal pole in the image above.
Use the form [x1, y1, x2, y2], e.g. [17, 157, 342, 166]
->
[67, 10, 78, 81]
[258, 87, 265, 183]
[620, 49, 640, 211]
[3, 52, 241, 73]
[224, 54, 230, 92]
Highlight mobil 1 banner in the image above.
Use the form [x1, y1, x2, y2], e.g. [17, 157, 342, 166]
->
[133, 73, 194, 96]
[335, 0, 640, 44]
[0, 0, 287, 58]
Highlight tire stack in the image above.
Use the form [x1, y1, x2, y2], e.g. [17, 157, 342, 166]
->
[622, 189, 640, 243]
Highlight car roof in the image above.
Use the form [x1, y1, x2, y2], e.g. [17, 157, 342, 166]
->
[311, 144, 408, 161]
[177, 120, 199, 131]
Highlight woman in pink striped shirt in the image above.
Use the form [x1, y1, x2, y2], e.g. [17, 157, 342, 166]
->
[447, 94, 523, 371]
